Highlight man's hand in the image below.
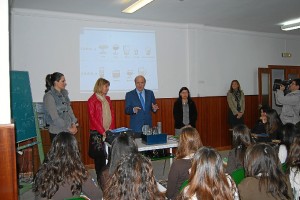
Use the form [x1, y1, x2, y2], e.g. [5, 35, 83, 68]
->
[152, 103, 159, 111]
[69, 124, 78, 134]
[133, 106, 141, 114]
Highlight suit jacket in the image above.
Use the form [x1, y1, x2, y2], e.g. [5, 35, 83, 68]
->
[125, 89, 156, 132]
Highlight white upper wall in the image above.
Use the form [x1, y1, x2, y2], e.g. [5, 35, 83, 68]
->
[11, 9, 300, 102]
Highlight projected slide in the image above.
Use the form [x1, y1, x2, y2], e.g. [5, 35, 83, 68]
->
[80, 28, 158, 93]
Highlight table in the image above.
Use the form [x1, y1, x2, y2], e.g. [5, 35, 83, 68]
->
[105, 135, 178, 164]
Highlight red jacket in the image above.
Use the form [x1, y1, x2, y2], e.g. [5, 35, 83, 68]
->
[87, 93, 115, 135]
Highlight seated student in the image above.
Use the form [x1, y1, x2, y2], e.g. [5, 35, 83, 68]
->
[238, 143, 292, 200]
[99, 132, 138, 191]
[287, 135, 300, 199]
[33, 132, 101, 200]
[252, 105, 270, 134]
[253, 109, 282, 143]
[178, 146, 239, 200]
[278, 123, 299, 164]
[166, 126, 203, 199]
[103, 153, 165, 200]
[226, 124, 253, 174]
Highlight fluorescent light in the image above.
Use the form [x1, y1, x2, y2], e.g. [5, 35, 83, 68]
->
[281, 19, 300, 31]
[122, 0, 154, 14]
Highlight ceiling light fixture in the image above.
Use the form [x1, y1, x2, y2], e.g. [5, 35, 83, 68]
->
[281, 19, 300, 31]
[122, 0, 154, 14]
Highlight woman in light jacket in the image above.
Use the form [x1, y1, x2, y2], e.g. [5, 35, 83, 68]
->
[43, 72, 78, 142]
[227, 80, 245, 128]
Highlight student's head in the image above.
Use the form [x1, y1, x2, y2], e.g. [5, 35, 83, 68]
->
[244, 143, 289, 199]
[265, 109, 282, 134]
[289, 78, 300, 92]
[104, 153, 165, 200]
[184, 146, 235, 200]
[178, 87, 191, 101]
[45, 72, 65, 93]
[134, 75, 146, 92]
[93, 77, 110, 95]
[279, 123, 299, 151]
[287, 135, 300, 170]
[229, 80, 241, 92]
[232, 124, 252, 148]
[259, 105, 270, 118]
[176, 126, 203, 159]
[109, 133, 138, 174]
[33, 132, 88, 199]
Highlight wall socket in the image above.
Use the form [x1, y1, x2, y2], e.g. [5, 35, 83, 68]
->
[282, 52, 292, 58]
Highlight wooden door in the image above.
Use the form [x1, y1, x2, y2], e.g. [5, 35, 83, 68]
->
[258, 68, 272, 107]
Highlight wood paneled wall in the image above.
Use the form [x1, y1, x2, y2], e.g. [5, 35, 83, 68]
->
[70, 95, 259, 165]
[0, 124, 18, 199]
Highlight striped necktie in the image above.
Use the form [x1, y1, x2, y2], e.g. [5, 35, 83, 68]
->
[139, 92, 145, 110]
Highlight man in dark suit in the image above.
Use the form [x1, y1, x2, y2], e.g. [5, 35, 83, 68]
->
[125, 75, 159, 132]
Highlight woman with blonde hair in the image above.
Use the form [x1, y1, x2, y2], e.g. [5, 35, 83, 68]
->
[180, 146, 239, 200]
[166, 127, 203, 199]
[87, 77, 115, 184]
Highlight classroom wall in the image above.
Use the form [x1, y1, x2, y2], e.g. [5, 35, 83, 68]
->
[10, 8, 300, 102]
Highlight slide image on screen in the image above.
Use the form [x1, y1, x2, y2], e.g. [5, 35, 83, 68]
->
[80, 28, 158, 93]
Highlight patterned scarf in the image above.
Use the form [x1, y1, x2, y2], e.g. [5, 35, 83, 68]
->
[233, 90, 241, 112]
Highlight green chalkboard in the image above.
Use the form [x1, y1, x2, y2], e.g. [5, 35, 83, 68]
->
[10, 71, 37, 143]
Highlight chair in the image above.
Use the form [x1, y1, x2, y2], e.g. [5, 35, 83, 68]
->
[151, 153, 175, 175]
[282, 162, 287, 173]
[230, 168, 245, 185]
[179, 179, 189, 192]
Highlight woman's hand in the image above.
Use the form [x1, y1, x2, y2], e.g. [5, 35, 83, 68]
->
[237, 112, 243, 119]
[68, 123, 78, 134]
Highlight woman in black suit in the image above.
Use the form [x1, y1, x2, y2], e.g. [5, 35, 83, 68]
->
[173, 87, 198, 136]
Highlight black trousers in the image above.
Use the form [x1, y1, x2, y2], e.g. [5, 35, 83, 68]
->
[88, 130, 107, 182]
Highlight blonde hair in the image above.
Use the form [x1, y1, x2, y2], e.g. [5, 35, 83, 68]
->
[176, 126, 203, 159]
[93, 78, 110, 95]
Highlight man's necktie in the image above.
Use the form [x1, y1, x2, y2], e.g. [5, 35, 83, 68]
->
[139, 92, 145, 110]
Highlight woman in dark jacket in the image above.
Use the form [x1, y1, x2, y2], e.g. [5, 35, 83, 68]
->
[173, 87, 197, 136]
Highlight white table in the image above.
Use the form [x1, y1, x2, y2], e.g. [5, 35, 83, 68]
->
[105, 135, 178, 164]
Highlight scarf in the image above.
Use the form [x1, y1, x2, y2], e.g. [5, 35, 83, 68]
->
[96, 93, 112, 131]
[233, 90, 241, 112]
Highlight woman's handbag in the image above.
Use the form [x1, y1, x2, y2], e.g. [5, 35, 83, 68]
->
[88, 130, 107, 159]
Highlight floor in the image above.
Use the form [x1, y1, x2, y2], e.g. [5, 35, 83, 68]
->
[19, 150, 229, 199]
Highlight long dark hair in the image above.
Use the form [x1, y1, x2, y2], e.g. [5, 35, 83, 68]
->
[177, 87, 192, 103]
[104, 153, 165, 200]
[279, 123, 299, 152]
[287, 135, 300, 174]
[109, 133, 138, 175]
[265, 109, 282, 135]
[232, 124, 252, 166]
[244, 143, 290, 199]
[181, 146, 236, 200]
[45, 72, 64, 93]
[33, 132, 88, 199]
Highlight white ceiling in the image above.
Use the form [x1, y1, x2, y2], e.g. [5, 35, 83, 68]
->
[11, 0, 300, 35]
